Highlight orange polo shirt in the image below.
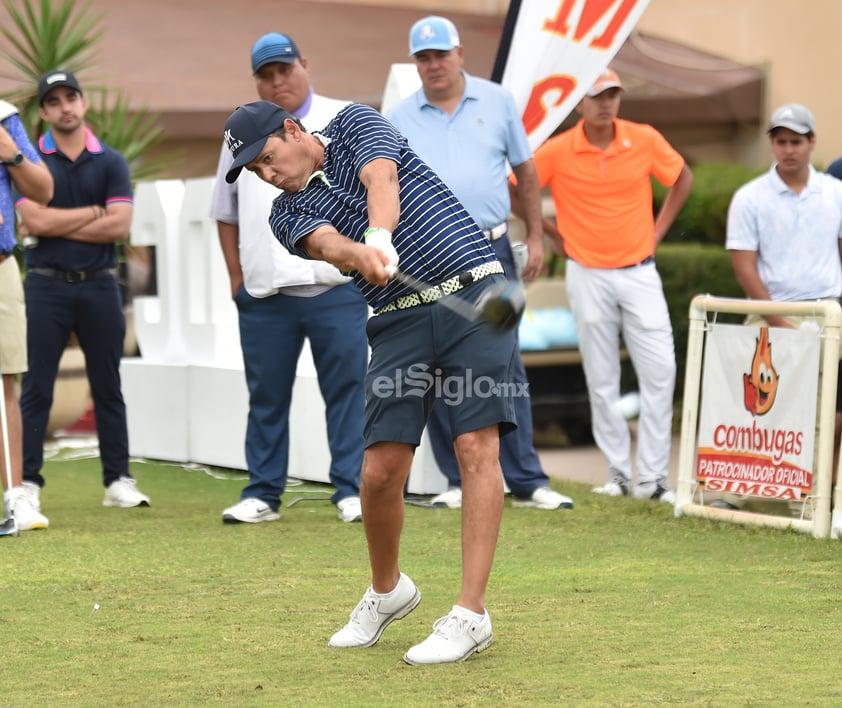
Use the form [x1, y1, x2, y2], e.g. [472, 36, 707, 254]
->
[530, 118, 685, 268]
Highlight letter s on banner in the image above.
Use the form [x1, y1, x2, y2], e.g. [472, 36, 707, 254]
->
[495, 0, 651, 151]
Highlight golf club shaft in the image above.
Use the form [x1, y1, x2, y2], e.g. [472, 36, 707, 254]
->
[391, 269, 479, 324]
[0, 352, 19, 536]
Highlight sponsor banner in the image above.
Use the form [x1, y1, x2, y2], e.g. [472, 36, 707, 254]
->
[497, 0, 650, 150]
[696, 323, 820, 499]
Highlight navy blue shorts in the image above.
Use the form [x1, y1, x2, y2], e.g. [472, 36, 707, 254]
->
[364, 274, 518, 447]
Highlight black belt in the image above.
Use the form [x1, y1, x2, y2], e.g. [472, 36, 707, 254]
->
[27, 267, 117, 283]
[619, 256, 654, 269]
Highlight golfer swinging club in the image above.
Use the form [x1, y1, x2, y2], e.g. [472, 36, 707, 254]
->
[222, 99, 517, 665]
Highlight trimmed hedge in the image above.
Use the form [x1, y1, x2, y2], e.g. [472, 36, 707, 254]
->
[653, 161, 764, 245]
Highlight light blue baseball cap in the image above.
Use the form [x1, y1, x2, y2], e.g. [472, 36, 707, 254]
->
[408, 16, 461, 56]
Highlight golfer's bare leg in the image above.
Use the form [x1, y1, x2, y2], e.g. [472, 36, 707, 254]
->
[453, 424, 503, 613]
[361, 441, 414, 593]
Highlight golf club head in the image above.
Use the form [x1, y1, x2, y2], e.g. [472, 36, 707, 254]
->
[477, 281, 525, 330]
[0, 513, 19, 537]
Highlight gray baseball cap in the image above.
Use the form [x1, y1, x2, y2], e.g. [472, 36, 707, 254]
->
[767, 103, 816, 134]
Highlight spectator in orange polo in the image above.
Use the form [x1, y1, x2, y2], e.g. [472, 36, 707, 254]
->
[511, 67, 693, 503]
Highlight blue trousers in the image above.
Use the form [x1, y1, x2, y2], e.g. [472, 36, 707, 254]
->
[425, 236, 550, 498]
[21, 273, 129, 487]
[236, 282, 367, 509]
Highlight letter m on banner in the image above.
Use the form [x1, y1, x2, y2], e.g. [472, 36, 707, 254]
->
[491, 0, 650, 150]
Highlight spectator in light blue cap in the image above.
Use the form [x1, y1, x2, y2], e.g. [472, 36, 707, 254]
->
[408, 15, 461, 55]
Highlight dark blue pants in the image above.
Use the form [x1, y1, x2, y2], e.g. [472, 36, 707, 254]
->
[21, 273, 129, 487]
[236, 282, 367, 509]
[425, 236, 550, 498]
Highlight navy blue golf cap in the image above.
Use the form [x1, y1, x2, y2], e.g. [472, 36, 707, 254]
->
[223, 100, 294, 183]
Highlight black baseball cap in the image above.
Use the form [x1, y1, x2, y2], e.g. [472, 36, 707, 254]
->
[223, 101, 295, 183]
[37, 69, 83, 105]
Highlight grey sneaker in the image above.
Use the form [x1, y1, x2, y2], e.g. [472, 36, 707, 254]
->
[328, 572, 421, 648]
[403, 605, 493, 665]
[633, 481, 676, 504]
[103, 477, 150, 508]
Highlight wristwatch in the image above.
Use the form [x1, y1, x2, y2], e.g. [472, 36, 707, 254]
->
[3, 151, 23, 167]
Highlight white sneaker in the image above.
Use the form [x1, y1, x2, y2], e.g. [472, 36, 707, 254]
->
[328, 572, 421, 648]
[512, 486, 574, 510]
[592, 480, 629, 497]
[403, 605, 493, 665]
[337, 496, 362, 523]
[222, 497, 280, 524]
[9, 487, 49, 531]
[430, 487, 462, 508]
[22, 480, 41, 512]
[103, 477, 150, 508]
[633, 481, 676, 504]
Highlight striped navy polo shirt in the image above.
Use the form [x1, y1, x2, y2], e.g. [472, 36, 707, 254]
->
[267, 103, 496, 311]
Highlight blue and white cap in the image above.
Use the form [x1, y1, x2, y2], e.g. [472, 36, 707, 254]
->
[223, 100, 295, 183]
[408, 16, 461, 56]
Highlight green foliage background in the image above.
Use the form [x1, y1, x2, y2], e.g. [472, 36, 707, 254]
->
[0, 0, 168, 182]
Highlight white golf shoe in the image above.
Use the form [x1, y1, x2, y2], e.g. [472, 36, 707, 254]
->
[222, 497, 280, 524]
[512, 486, 574, 509]
[430, 487, 462, 508]
[403, 605, 493, 665]
[336, 496, 362, 523]
[22, 480, 41, 512]
[592, 480, 629, 497]
[633, 481, 676, 504]
[103, 477, 150, 508]
[8, 487, 49, 531]
[329, 572, 421, 648]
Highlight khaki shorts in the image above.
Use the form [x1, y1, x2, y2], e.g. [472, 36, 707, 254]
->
[0, 257, 27, 374]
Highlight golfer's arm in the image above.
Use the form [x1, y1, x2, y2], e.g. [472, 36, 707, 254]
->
[359, 158, 400, 232]
[301, 225, 368, 273]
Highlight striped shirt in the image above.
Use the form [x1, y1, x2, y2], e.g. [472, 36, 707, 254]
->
[268, 103, 495, 310]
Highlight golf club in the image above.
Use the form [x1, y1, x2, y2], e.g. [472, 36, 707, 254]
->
[389, 268, 525, 330]
[0, 354, 19, 537]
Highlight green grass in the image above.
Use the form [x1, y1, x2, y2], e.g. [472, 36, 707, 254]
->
[3, 451, 841, 707]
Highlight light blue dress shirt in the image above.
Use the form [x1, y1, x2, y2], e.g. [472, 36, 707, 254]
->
[387, 72, 531, 230]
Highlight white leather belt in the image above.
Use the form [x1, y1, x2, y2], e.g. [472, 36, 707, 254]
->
[481, 222, 507, 241]
[376, 261, 505, 315]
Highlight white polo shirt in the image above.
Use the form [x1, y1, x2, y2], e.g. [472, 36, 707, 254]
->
[727, 164, 842, 301]
[210, 93, 351, 298]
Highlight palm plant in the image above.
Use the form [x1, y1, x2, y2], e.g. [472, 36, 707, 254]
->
[0, 0, 170, 181]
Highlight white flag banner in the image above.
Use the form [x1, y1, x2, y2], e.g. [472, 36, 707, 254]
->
[696, 323, 820, 502]
[497, 0, 650, 150]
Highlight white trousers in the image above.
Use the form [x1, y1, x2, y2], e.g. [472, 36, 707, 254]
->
[565, 259, 676, 484]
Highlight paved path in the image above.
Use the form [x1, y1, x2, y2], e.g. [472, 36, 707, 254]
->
[537, 432, 682, 489]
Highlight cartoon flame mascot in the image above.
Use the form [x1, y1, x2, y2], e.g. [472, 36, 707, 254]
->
[743, 327, 779, 416]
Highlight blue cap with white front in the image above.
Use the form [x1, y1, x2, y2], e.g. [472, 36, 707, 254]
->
[408, 16, 461, 56]
[251, 32, 301, 73]
[223, 101, 295, 183]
